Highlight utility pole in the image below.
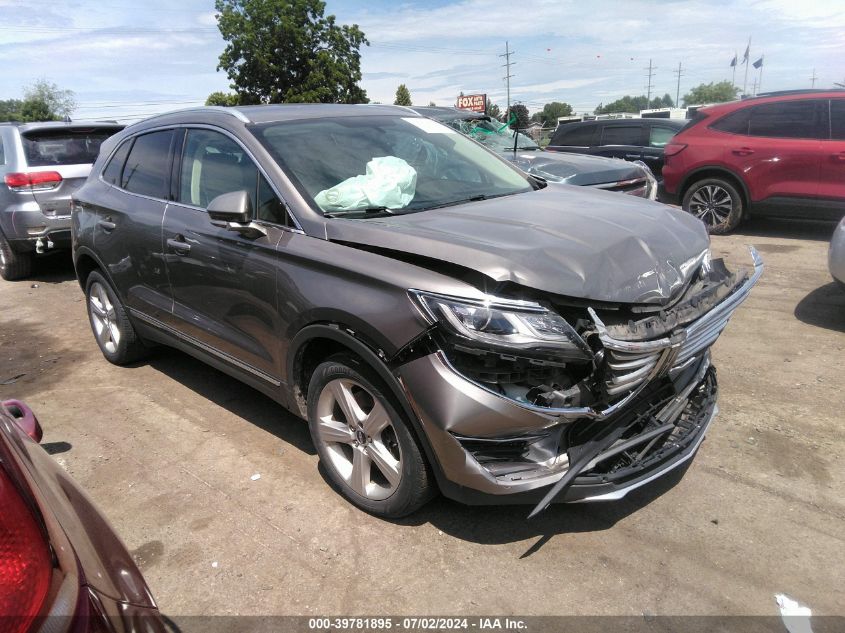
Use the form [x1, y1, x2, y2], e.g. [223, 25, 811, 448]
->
[810, 68, 818, 88]
[644, 59, 656, 102]
[500, 41, 515, 117]
[673, 61, 684, 106]
[751, 78, 758, 97]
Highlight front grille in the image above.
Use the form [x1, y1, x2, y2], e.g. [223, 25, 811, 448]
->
[604, 348, 661, 396]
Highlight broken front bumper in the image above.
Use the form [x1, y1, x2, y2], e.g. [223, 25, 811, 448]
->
[396, 247, 762, 509]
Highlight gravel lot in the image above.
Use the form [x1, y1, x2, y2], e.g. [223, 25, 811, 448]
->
[1, 218, 843, 618]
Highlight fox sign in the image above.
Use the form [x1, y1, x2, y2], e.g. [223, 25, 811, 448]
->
[456, 94, 487, 112]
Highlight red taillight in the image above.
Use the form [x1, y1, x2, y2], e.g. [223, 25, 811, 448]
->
[664, 142, 688, 157]
[4, 171, 63, 191]
[0, 467, 52, 629]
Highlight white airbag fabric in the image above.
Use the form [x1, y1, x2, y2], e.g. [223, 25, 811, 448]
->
[315, 156, 417, 212]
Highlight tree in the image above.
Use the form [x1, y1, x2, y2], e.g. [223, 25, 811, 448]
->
[215, 0, 369, 104]
[682, 81, 739, 106]
[394, 84, 411, 106]
[536, 101, 573, 126]
[595, 93, 675, 115]
[428, 101, 436, 107]
[18, 80, 75, 121]
[0, 99, 23, 122]
[505, 104, 529, 129]
[485, 102, 501, 120]
[206, 91, 240, 106]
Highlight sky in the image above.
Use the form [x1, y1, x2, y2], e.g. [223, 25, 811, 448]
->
[1, 0, 844, 123]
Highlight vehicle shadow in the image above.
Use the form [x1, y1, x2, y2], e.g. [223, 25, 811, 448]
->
[26, 252, 77, 284]
[731, 217, 836, 242]
[143, 348, 316, 456]
[393, 459, 692, 551]
[794, 282, 845, 333]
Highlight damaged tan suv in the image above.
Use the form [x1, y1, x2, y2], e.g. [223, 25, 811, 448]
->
[71, 105, 762, 518]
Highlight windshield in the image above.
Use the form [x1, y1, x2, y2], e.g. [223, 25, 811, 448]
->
[253, 115, 533, 217]
[445, 117, 539, 152]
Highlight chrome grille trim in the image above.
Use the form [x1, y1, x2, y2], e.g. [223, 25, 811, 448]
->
[592, 246, 763, 398]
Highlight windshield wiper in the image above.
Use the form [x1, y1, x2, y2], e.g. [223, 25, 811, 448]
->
[323, 206, 397, 219]
[414, 191, 520, 212]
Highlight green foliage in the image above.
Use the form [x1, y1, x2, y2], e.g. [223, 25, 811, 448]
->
[485, 102, 501, 119]
[682, 81, 739, 106]
[1, 80, 75, 122]
[215, 0, 369, 104]
[0, 99, 24, 122]
[537, 101, 573, 126]
[393, 84, 412, 106]
[206, 91, 240, 106]
[595, 93, 674, 115]
[428, 101, 436, 107]
[505, 104, 530, 129]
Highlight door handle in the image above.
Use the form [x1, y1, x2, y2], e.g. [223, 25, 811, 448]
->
[832, 153, 845, 162]
[97, 219, 116, 232]
[732, 147, 755, 156]
[167, 237, 191, 255]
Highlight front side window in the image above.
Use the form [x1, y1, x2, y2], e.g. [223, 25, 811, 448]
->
[830, 99, 845, 140]
[121, 130, 174, 198]
[748, 100, 824, 139]
[554, 124, 595, 146]
[178, 128, 288, 225]
[649, 126, 677, 148]
[253, 115, 533, 217]
[600, 125, 642, 146]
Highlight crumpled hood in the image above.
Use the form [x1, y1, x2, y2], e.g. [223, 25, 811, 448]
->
[505, 151, 645, 185]
[326, 184, 710, 305]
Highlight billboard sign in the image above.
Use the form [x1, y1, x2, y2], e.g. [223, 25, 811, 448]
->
[456, 94, 486, 112]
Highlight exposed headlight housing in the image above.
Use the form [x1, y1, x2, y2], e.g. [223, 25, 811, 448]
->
[633, 160, 658, 200]
[410, 290, 591, 359]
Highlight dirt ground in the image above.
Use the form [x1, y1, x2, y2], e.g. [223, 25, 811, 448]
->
[1, 218, 843, 618]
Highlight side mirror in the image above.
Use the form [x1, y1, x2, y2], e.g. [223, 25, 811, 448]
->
[207, 190, 252, 224]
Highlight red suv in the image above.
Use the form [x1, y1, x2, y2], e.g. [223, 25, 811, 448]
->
[663, 90, 845, 233]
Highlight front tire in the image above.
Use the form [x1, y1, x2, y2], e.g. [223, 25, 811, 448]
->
[85, 271, 149, 365]
[307, 354, 434, 518]
[0, 233, 33, 281]
[682, 177, 743, 234]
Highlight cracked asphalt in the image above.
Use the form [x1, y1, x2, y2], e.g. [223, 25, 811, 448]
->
[1, 218, 843, 618]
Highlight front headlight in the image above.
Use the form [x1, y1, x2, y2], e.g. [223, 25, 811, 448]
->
[410, 290, 591, 358]
[634, 160, 658, 200]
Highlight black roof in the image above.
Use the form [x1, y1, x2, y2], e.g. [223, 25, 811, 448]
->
[555, 117, 686, 129]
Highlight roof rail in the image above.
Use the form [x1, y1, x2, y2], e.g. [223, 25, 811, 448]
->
[132, 105, 251, 124]
[749, 88, 845, 98]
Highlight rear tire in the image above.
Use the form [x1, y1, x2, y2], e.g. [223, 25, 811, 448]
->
[0, 233, 33, 281]
[85, 270, 149, 365]
[307, 353, 434, 518]
[682, 177, 743, 234]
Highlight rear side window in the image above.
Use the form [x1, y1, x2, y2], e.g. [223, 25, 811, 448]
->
[0, 138, 5, 165]
[649, 126, 677, 147]
[121, 130, 174, 199]
[710, 109, 751, 134]
[553, 124, 595, 146]
[830, 100, 845, 140]
[600, 125, 642, 146]
[748, 100, 824, 139]
[101, 139, 132, 186]
[21, 128, 120, 167]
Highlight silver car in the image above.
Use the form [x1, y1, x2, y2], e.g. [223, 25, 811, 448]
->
[0, 122, 122, 280]
[830, 216, 845, 289]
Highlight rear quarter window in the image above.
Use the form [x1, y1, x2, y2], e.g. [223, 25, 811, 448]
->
[101, 139, 133, 186]
[710, 109, 751, 134]
[830, 99, 845, 140]
[21, 128, 121, 167]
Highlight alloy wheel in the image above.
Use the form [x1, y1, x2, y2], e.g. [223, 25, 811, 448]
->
[315, 378, 402, 501]
[89, 281, 121, 354]
[688, 184, 733, 227]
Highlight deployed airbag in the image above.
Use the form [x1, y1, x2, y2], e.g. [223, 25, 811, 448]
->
[314, 156, 417, 212]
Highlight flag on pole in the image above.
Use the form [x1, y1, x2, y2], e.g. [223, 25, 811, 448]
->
[742, 43, 750, 64]
[752, 56, 764, 69]
[730, 53, 737, 67]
